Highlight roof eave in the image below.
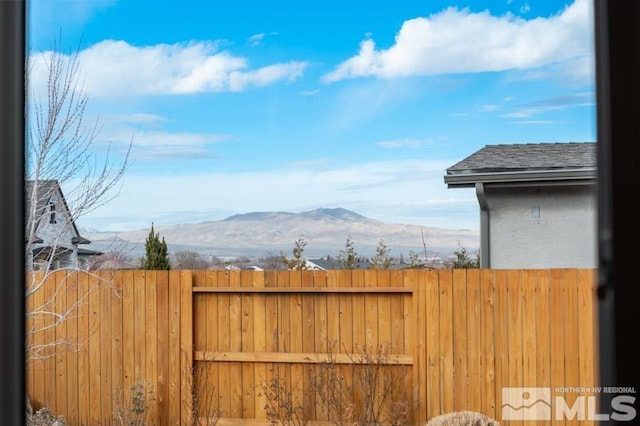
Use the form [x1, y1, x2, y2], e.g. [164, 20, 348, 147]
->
[444, 168, 597, 188]
[72, 236, 92, 245]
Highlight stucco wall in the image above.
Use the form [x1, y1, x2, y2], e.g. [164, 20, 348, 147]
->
[486, 184, 596, 268]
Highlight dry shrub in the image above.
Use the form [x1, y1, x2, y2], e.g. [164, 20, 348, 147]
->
[258, 365, 307, 426]
[311, 341, 412, 425]
[26, 407, 66, 426]
[191, 354, 222, 426]
[113, 381, 155, 426]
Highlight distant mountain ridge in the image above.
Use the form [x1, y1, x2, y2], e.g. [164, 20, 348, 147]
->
[86, 207, 479, 259]
[224, 208, 368, 222]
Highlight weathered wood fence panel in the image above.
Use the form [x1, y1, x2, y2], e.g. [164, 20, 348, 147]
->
[26, 269, 597, 425]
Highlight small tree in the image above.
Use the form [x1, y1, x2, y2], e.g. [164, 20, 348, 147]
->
[408, 250, 423, 269]
[443, 242, 480, 269]
[142, 223, 170, 270]
[281, 235, 308, 270]
[370, 239, 392, 270]
[338, 235, 358, 269]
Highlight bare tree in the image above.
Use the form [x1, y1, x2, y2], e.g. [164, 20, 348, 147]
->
[24, 37, 132, 359]
[88, 249, 136, 270]
[173, 250, 211, 270]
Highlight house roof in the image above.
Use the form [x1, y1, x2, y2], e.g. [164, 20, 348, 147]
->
[25, 179, 91, 244]
[77, 248, 103, 256]
[444, 142, 597, 187]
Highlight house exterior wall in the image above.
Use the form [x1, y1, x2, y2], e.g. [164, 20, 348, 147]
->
[486, 184, 596, 268]
[31, 192, 79, 268]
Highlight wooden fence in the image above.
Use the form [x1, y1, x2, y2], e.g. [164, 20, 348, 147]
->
[26, 268, 598, 425]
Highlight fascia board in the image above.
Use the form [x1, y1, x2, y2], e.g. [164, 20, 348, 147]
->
[444, 168, 597, 187]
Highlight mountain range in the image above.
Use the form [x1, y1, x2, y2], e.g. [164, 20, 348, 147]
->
[84, 208, 479, 260]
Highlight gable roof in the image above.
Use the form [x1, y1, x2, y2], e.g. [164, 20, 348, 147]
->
[25, 179, 91, 244]
[445, 142, 597, 187]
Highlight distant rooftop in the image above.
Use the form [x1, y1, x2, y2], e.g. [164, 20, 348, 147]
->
[444, 142, 597, 187]
[447, 142, 596, 174]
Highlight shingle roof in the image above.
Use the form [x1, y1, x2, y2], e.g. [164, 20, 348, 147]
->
[447, 142, 596, 174]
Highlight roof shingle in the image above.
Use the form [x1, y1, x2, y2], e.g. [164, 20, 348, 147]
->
[447, 142, 596, 174]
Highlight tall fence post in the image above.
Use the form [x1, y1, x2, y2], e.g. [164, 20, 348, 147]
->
[180, 270, 194, 424]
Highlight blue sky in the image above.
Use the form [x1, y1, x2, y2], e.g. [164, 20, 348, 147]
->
[26, 0, 596, 232]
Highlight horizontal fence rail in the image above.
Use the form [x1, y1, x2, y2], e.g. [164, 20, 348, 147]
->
[25, 268, 598, 425]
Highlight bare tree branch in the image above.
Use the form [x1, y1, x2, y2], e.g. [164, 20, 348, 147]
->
[24, 35, 132, 360]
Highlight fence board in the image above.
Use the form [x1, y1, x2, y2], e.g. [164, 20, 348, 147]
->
[493, 270, 508, 422]
[439, 269, 454, 414]
[54, 270, 68, 419]
[578, 269, 596, 426]
[377, 270, 392, 349]
[289, 270, 304, 417]
[550, 269, 566, 426]
[43, 272, 57, 416]
[156, 271, 170, 426]
[26, 268, 597, 426]
[301, 271, 316, 420]
[452, 268, 468, 412]
[99, 270, 113, 425]
[467, 268, 482, 413]
[230, 270, 244, 418]
[77, 271, 90, 425]
[507, 270, 523, 426]
[180, 270, 194, 424]
[145, 270, 159, 425]
[425, 270, 441, 420]
[168, 270, 182, 425]
[563, 269, 580, 426]
[522, 270, 537, 426]
[65, 272, 80, 425]
[480, 269, 496, 420]
[411, 269, 427, 420]
[217, 270, 232, 419]
[241, 271, 256, 419]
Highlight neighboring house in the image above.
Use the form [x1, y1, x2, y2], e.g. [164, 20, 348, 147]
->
[25, 180, 102, 270]
[444, 142, 596, 269]
[303, 259, 328, 271]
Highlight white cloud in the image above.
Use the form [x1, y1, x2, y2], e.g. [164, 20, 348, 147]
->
[374, 138, 430, 148]
[287, 157, 329, 168]
[501, 92, 593, 118]
[28, 40, 309, 98]
[95, 113, 234, 162]
[106, 113, 167, 124]
[28, 0, 117, 48]
[512, 120, 559, 125]
[322, 0, 592, 82]
[479, 104, 499, 112]
[247, 33, 265, 47]
[228, 62, 307, 92]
